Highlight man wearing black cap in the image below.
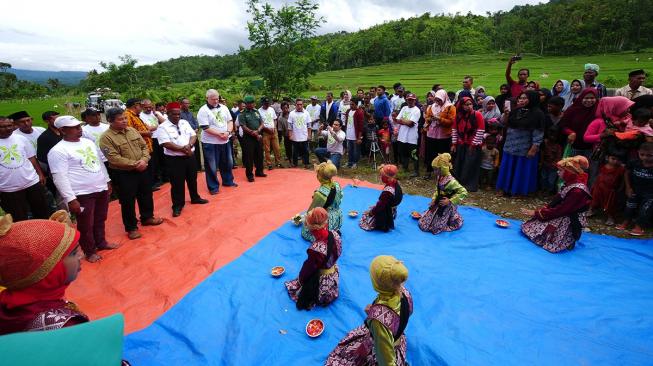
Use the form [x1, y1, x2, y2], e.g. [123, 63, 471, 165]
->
[80, 108, 108, 145]
[35, 110, 62, 208]
[258, 97, 282, 169]
[615, 70, 652, 100]
[238, 95, 266, 182]
[9, 111, 45, 151]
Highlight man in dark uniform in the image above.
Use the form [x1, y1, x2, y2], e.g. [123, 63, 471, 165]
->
[238, 95, 266, 182]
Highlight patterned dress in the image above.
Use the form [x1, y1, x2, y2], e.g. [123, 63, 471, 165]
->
[359, 182, 403, 232]
[302, 182, 343, 241]
[285, 231, 342, 310]
[418, 175, 468, 234]
[325, 288, 413, 366]
[521, 183, 591, 253]
[25, 302, 89, 332]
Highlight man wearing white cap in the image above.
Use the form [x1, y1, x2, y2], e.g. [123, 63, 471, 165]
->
[48, 115, 116, 262]
[0, 116, 49, 221]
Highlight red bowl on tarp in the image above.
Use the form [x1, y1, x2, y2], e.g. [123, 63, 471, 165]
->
[495, 219, 510, 228]
[306, 319, 324, 337]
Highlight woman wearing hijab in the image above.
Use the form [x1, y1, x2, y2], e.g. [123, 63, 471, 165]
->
[0, 211, 85, 334]
[451, 97, 485, 192]
[286, 207, 342, 310]
[480, 96, 501, 125]
[558, 88, 599, 159]
[301, 161, 343, 242]
[339, 90, 352, 126]
[565, 79, 586, 110]
[520, 156, 592, 253]
[552, 80, 571, 101]
[538, 88, 552, 113]
[496, 91, 545, 196]
[423, 89, 456, 179]
[325, 255, 413, 366]
[495, 84, 511, 113]
[360, 164, 403, 232]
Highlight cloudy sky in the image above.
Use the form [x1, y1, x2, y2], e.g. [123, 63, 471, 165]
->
[2, 0, 542, 72]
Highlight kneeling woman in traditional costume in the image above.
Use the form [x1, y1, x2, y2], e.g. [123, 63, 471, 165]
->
[302, 161, 344, 241]
[325, 255, 413, 366]
[286, 207, 342, 310]
[520, 156, 592, 253]
[359, 164, 403, 232]
[418, 153, 468, 234]
[0, 211, 86, 334]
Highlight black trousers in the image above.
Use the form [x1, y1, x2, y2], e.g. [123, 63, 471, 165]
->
[292, 141, 309, 166]
[166, 154, 200, 210]
[0, 182, 49, 221]
[398, 141, 419, 175]
[424, 137, 452, 172]
[242, 135, 264, 178]
[279, 131, 292, 161]
[194, 139, 202, 171]
[113, 168, 154, 232]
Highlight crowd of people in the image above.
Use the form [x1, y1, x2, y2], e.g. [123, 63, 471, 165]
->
[1, 56, 652, 364]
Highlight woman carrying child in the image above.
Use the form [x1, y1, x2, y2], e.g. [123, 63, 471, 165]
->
[418, 153, 468, 234]
[325, 255, 413, 366]
[520, 156, 592, 253]
[360, 164, 403, 232]
[286, 207, 342, 310]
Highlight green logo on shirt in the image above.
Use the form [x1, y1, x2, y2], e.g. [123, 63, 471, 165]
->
[0, 144, 24, 168]
[76, 146, 101, 173]
[213, 110, 226, 128]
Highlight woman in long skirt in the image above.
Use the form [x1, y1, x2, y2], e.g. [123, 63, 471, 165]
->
[521, 156, 592, 253]
[418, 153, 468, 234]
[286, 207, 342, 309]
[360, 165, 403, 232]
[301, 161, 343, 241]
[325, 255, 413, 366]
[451, 96, 485, 192]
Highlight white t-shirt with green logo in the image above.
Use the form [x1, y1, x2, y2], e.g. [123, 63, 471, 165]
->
[47, 139, 109, 199]
[0, 134, 40, 192]
[397, 106, 420, 145]
[13, 127, 45, 151]
[197, 104, 232, 145]
[258, 107, 277, 129]
[288, 110, 311, 142]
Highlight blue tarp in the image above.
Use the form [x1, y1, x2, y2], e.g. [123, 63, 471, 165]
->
[124, 186, 653, 365]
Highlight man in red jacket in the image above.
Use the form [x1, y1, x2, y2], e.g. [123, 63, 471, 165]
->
[345, 98, 364, 169]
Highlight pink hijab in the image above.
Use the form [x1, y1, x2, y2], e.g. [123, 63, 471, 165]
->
[429, 89, 452, 116]
[595, 96, 634, 121]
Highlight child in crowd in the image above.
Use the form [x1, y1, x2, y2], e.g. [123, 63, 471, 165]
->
[484, 121, 503, 146]
[521, 156, 592, 253]
[589, 153, 625, 226]
[391, 111, 400, 163]
[360, 164, 403, 232]
[325, 255, 412, 366]
[418, 153, 468, 234]
[617, 142, 653, 236]
[628, 108, 653, 140]
[286, 207, 342, 310]
[540, 128, 563, 194]
[377, 120, 391, 162]
[480, 135, 500, 189]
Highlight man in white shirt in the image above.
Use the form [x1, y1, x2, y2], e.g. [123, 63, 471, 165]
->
[48, 115, 115, 262]
[396, 93, 421, 177]
[391, 85, 406, 112]
[0, 116, 48, 221]
[140, 99, 166, 187]
[81, 108, 109, 145]
[288, 99, 312, 169]
[320, 92, 339, 127]
[615, 69, 652, 100]
[306, 96, 322, 150]
[9, 111, 45, 151]
[156, 102, 208, 217]
[197, 89, 237, 194]
[314, 120, 345, 169]
[258, 97, 282, 169]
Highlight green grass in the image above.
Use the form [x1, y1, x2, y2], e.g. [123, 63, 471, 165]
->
[304, 51, 653, 97]
[0, 95, 85, 128]
[3, 51, 653, 120]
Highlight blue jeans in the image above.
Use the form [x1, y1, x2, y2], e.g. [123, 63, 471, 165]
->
[203, 142, 234, 193]
[347, 140, 360, 167]
[315, 148, 342, 169]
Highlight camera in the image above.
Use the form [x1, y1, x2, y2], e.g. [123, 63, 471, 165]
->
[511, 55, 522, 62]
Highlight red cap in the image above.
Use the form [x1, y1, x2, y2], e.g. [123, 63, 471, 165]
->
[166, 102, 181, 110]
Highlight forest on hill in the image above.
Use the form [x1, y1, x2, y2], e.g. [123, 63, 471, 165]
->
[135, 0, 652, 85]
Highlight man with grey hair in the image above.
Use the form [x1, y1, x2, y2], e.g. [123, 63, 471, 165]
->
[197, 89, 237, 194]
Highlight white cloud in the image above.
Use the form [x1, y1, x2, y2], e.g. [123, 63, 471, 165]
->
[0, 0, 542, 71]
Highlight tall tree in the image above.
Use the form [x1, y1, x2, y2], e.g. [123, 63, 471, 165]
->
[244, 0, 325, 98]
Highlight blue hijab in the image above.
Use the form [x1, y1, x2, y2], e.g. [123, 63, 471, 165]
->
[552, 79, 570, 98]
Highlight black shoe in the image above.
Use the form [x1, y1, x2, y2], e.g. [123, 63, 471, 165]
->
[247, 176, 255, 182]
[191, 198, 209, 204]
[209, 190, 219, 195]
[223, 183, 239, 187]
[172, 208, 182, 217]
[255, 173, 267, 177]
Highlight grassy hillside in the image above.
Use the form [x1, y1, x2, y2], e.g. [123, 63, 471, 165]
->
[0, 96, 85, 127]
[304, 51, 653, 97]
